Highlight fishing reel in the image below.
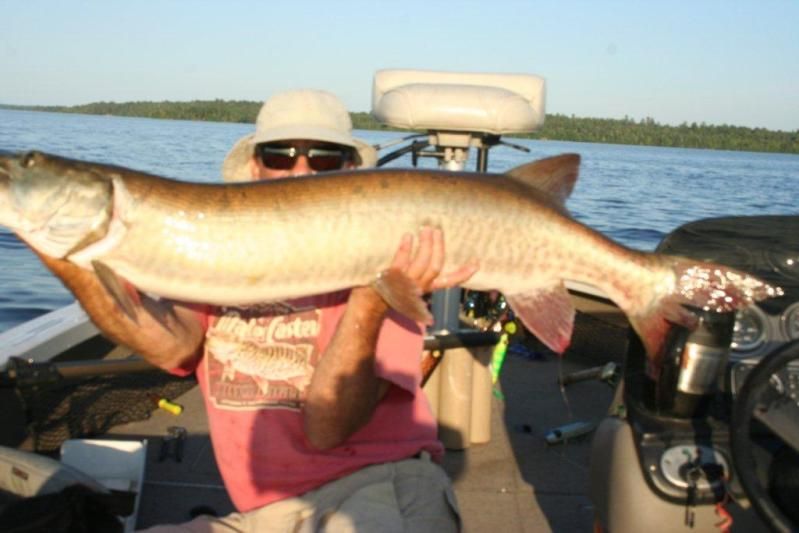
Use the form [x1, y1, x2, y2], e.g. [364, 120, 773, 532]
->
[461, 290, 509, 332]
[459, 290, 550, 362]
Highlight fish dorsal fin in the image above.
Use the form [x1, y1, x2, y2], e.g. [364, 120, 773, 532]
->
[504, 153, 581, 206]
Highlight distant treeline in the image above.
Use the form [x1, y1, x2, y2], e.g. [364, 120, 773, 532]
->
[3, 99, 797, 154]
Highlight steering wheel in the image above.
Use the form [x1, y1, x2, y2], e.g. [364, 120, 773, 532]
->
[731, 339, 799, 533]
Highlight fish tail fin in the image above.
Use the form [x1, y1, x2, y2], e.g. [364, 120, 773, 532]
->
[626, 256, 782, 373]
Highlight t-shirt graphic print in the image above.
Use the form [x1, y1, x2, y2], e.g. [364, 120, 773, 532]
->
[204, 302, 322, 410]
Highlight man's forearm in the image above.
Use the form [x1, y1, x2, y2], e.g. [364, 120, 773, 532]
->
[35, 251, 204, 370]
[302, 287, 390, 450]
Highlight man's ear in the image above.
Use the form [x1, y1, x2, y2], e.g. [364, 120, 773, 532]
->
[248, 156, 261, 178]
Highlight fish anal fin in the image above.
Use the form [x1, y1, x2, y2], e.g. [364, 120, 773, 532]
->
[92, 260, 141, 323]
[371, 269, 433, 325]
[505, 153, 580, 206]
[505, 284, 575, 355]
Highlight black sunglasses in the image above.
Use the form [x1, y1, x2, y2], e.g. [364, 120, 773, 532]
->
[257, 143, 353, 172]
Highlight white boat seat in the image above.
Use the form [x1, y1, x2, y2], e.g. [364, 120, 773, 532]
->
[0, 445, 108, 497]
[371, 69, 546, 135]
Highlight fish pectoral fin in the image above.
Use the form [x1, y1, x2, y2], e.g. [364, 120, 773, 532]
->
[505, 284, 575, 354]
[92, 261, 179, 332]
[371, 268, 434, 325]
[91, 260, 141, 323]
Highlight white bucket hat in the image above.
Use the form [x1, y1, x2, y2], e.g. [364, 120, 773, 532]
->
[221, 89, 378, 182]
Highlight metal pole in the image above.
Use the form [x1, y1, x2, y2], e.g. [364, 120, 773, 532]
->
[476, 145, 489, 173]
[430, 145, 470, 333]
[430, 289, 463, 333]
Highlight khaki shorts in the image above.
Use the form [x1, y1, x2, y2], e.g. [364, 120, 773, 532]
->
[139, 454, 460, 533]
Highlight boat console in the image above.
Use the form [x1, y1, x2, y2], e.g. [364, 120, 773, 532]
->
[590, 215, 799, 532]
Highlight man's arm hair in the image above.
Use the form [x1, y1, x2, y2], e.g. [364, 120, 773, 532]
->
[302, 286, 392, 450]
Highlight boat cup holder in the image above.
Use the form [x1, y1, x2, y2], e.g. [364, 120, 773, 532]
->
[626, 309, 736, 420]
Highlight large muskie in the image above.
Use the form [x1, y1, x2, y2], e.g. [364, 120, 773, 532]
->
[0, 151, 781, 370]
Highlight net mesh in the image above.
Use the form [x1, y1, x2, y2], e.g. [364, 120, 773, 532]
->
[17, 372, 196, 453]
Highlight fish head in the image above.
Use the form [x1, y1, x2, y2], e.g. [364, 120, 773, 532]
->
[0, 151, 114, 258]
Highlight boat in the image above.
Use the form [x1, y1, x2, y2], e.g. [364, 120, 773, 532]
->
[1, 69, 797, 532]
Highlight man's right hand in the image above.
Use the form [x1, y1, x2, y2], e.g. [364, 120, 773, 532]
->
[389, 225, 479, 294]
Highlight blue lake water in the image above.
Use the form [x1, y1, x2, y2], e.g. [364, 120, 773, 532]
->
[0, 108, 797, 333]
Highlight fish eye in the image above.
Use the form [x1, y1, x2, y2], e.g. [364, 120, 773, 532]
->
[21, 151, 39, 168]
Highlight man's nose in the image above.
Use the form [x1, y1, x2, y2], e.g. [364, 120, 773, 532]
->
[289, 155, 314, 176]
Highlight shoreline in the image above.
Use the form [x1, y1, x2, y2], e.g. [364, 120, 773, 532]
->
[2, 102, 797, 155]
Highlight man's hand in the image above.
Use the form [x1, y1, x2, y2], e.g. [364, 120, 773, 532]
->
[354, 225, 479, 322]
[303, 226, 478, 450]
[390, 226, 478, 293]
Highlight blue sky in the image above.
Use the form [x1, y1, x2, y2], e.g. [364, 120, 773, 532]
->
[2, 1, 797, 131]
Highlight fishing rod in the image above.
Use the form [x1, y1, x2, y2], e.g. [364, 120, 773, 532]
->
[0, 356, 156, 388]
[0, 331, 499, 389]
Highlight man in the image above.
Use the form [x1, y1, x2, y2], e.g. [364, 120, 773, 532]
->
[38, 89, 474, 532]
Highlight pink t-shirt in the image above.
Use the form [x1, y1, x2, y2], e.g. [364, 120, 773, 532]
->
[176, 290, 442, 512]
